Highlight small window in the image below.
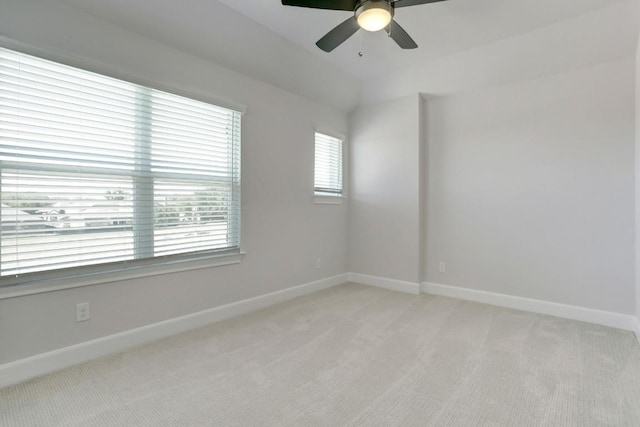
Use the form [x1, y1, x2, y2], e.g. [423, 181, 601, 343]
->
[314, 132, 343, 197]
[0, 47, 241, 283]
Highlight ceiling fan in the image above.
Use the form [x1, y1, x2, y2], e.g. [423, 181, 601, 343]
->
[281, 0, 448, 52]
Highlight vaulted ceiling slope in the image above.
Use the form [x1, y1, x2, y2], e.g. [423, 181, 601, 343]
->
[5, 0, 640, 110]
[3, 0, 361, 112]
[360, 0, 639, 104]
[221, 0, 636, 78]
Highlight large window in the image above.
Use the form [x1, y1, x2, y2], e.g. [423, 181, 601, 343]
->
[0, 47, 241, 282]
[314, 132, 343, 197]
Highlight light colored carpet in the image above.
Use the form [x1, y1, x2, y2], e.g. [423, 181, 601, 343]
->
[2, 283, 640, 426]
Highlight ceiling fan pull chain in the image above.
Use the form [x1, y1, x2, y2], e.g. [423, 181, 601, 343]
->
[386, 2, 392, 38]
[388, 0, 392, 37]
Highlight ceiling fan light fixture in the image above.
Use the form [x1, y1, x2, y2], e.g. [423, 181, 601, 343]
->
[282, 0, 437, 52]
[356, 1, 392, 32]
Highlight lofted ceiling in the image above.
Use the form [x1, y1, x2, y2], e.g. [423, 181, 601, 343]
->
[46, 0, 637, 109]
[55, 0, 631, 81]
[221, 0, 632, 79]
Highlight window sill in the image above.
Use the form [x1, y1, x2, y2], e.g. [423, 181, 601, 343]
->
[314, 195, 345, 205]
[0, 251, 245, 300]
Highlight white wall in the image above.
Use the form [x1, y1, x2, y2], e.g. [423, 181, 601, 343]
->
[347, 2, 638, 315]
[348, 95, 423, 284]
[636, 32, 640, 329]
[425, 58, 636, 313]
[0, 0, 349, 364]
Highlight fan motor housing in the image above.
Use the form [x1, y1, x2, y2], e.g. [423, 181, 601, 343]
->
[355, 0, 395, 29]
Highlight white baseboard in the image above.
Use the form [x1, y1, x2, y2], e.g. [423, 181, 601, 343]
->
[422, 282, 637, 332]
[348, 273, 420, 295]
[3, 274, 636, 389]
[0, 273, 348, 390]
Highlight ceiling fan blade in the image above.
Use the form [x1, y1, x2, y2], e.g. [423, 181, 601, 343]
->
[386, 20, 418, 49]
[281, 0, 357, 11]
[316, 16, 360, 52]
[392, 0, 447, 8]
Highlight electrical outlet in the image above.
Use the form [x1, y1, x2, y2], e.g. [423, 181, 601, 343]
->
[438, 262, 446, 273]
[315, 258, 322, 269]
[76, 302, 91, 322]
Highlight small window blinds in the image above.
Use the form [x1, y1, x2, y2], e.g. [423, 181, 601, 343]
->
[314, 132, 343, 196]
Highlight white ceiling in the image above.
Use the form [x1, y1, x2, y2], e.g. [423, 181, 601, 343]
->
[47, 0, 637, 110]
[222, 0, 632, 79]
[55, 0, 630, 81]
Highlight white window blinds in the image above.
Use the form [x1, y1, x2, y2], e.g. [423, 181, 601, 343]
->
[314, 132, 343, 196]
[0, 47, 241, 280]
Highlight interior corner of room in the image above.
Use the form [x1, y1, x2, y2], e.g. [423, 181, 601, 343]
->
[1, 0, 640, 396]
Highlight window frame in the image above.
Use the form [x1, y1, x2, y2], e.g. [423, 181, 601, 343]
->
[0, 43, 246, 298]
[313, 130, 345, 204]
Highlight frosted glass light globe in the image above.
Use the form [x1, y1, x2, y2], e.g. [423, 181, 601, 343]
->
[357, 4, 392, 32]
